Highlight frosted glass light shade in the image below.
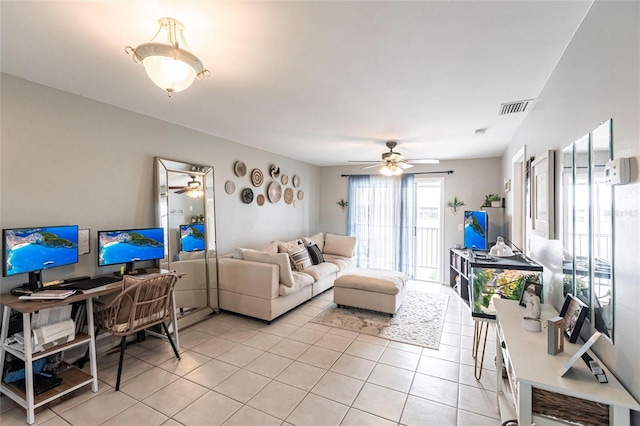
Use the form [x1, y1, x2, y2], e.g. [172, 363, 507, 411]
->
[143, 55, 197, 93]
[380, 164, 402, 176]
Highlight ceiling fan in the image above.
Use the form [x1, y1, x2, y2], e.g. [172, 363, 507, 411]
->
[169, 175, 203, 196]
[349, 141, 439, 175]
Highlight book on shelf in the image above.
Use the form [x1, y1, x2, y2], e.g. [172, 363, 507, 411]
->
[19, 289, 77, 300]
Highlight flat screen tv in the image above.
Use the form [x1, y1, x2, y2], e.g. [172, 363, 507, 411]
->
[464, 210, 488, 250]
[180, 224, 206, 252]
[3, 225, 79, 289]
[98, 227, 164, 275]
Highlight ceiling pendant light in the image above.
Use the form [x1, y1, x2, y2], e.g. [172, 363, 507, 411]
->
[126, 17, 210, 96]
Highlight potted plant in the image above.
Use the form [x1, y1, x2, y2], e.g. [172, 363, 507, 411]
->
[482, 194, 502, 208]
[446, 196, 465, 215]
[336, 198, 348, 212]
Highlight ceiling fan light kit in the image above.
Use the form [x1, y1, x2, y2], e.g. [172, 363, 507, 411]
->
[126, 17, 210, 96]
[350, 140, 439, 176]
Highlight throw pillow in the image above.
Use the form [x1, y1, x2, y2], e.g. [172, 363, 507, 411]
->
[255, 242, 278, 255]
[288, 244, 313, 271]
[277, 239, 303, 253]
[302, 232, 324, 252]
[323, 233, 357, 258]
[243, 250, 295, 287]
[305, 243, 325, 265]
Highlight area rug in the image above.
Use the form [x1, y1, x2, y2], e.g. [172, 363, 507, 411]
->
[310, 291, 449, 349]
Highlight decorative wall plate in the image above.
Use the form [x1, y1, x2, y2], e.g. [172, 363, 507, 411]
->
[257, 194, 265, 206]
[234, 161, 247, 177]
[224, 180, 235, 195]
[281, 174, 289, 185]
[269, 164, 280, 179]
[284, 187, 294, 204]
[268, 181, 282, 203]
[293, 200, 298, 208]
[292, 175, 301, 188]
[241, 188, 254, 204]
[297, 190, 304, 200]
[251, 168, 263, 187]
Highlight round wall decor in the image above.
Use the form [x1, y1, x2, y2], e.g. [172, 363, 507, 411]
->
[251, 168, 264, 187]
[292, 175, 301, 188]
[256, 194, 265, 206]
[234, 161, 247, 177]
[293, 200, 298, 208]
[224, 180, 235, 194]
[284, 188, 294, 204]
[269, 164, 280, 178]
[281, 174, 289, 185]
[241, 188, 254, 204]
[268, 181, 282, 203]
[297, 190, 304, 200]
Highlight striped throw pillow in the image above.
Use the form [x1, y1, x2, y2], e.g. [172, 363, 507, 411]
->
[305, 243, 325, 265]
[288, 244, 313, 271]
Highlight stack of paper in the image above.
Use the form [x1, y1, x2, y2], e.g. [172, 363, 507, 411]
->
[19, 289, 77, 300]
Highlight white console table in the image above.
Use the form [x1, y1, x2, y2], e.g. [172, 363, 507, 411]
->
[494, 299, 640, 425]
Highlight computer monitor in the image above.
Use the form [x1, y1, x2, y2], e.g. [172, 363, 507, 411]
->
[2, 225, 79, 290]
[180, 224, 206, 252]
[97, 228, 164, 275]
[464, 210, 488, 250]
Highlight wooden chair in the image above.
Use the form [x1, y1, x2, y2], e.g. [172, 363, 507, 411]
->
[93, 272, 180, 390]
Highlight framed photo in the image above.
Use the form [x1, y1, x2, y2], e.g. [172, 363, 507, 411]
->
[519, 281, 543, 307]
[531, 150, 555, 239]
[559, 294, 588, 343]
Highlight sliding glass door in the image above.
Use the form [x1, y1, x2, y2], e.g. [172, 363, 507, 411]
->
[415, 178, 443, 282]
[347, 175, 443, 283]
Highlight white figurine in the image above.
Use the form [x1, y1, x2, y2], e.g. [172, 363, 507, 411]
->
[525, 284, 541, 319]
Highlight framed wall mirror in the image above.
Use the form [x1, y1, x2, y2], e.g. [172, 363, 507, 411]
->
[561, 119, 614, 343]
[156, 157, 218, 329]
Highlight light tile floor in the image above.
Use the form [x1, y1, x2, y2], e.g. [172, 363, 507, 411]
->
[0, 282, 502, 425]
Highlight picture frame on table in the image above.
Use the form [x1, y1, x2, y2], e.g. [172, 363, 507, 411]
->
[519, 281, 543, 307]
[559, 294, 588, 343]
[531, 150, 555, 239]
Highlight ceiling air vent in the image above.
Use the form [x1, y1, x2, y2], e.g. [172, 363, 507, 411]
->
[499, 99, 534, 115]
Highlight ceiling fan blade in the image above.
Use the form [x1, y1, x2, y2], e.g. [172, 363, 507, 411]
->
[349, 160, 381, 163]
[407, 159, 440, 164]
[175, 188, 189, 194]
[399, 162, 413, 170]
[363, 164, 382, 169]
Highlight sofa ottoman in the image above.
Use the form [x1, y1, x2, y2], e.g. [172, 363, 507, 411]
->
[334, 268, 409, 316]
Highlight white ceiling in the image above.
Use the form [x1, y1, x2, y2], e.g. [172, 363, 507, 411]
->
[1, 1, 592, 166]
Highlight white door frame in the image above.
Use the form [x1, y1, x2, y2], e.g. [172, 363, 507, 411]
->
[511, 146, 527, 254]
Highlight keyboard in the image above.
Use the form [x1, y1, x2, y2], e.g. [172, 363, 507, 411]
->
[67, 276, 121, 291]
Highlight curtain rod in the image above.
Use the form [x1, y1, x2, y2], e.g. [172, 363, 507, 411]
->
[341, 170, 454, 177]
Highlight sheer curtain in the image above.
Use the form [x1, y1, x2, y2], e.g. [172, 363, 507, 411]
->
[347, 174, 416, 278]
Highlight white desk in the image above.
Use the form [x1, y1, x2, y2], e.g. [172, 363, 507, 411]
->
[494, 299, 640, 425]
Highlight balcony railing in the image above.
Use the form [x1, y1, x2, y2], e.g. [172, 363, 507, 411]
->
[352, 224, 441, 282]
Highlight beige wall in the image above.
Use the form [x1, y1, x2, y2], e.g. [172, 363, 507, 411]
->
[0, 75, 320, 288]
[319, 157, 503, 276]
[500, 1, 640, 416]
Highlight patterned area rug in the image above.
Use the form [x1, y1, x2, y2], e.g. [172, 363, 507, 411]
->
[310, 291, 449, 349]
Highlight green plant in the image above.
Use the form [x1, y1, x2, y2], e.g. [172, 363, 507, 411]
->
[482, 193, 501, 207]
[446, 196, 465, 214]
[336, 198, 348, 212]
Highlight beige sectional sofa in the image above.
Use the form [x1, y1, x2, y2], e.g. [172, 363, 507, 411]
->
[218, 233, 356, 322]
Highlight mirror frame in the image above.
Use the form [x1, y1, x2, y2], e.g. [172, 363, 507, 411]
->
[155, 157, 218, 329]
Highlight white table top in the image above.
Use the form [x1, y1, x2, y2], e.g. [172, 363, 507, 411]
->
[494, 299, 640, 410]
